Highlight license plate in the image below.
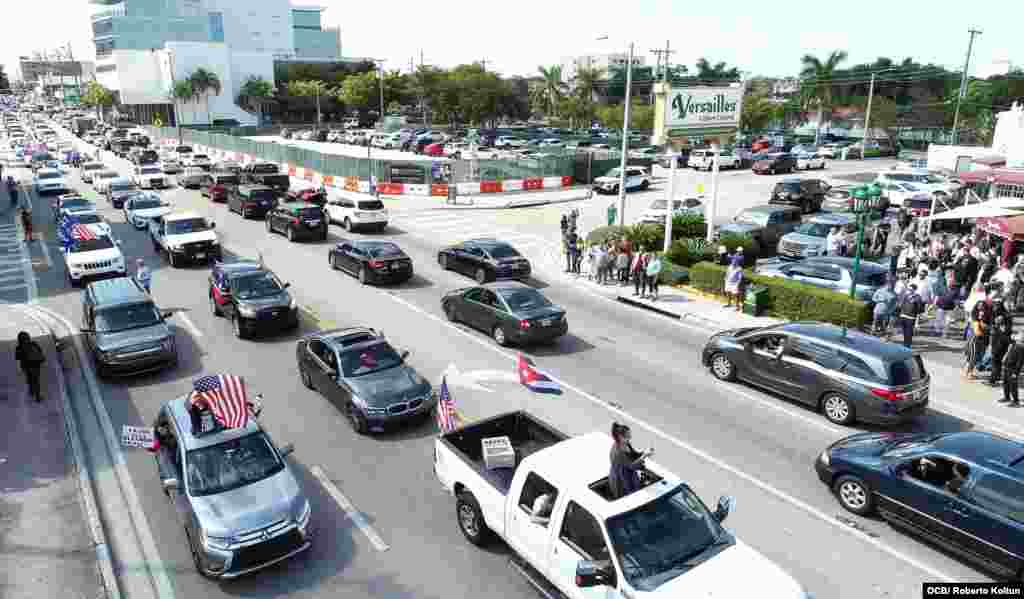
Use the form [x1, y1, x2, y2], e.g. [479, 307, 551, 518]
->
[260, 200, 269, 205]
[194, 252, 206, 259]
[307, 220, 321, 226]
[392, 263, 403, 270]
[540, 319, 552, 326]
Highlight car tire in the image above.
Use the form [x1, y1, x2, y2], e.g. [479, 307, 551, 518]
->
[439, 254, 449, 270]
[210, 293, 221, 317]
[444, 301, 458, 322]
[299, 364, 313, 389]
[709, 353, 737, 381]
[359, 266, 369, 285]
[640, 179, 650, 190]
[266, 218, 273, 233]
[377, 223, 387, 233]
[475, 268, 487, 284]
[803, 200, 811, 215]
[822, 392, 855, 425]
[834, 475, 874, 516]
[347, 402, 368, 435]
[287, 227, 295, 242]
[769, 168, 775, 175]
[232, 314, 247, 339]
[168, 251, 180, 268]
[612, 185, 620, 195]
[492, 325, 508, 346]
[344, 217, 353, 231]
[456, 491, 493, 546]
[329, 253, 338, 270]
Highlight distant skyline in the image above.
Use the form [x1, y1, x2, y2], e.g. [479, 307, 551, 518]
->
[2, 1, 1019, 84]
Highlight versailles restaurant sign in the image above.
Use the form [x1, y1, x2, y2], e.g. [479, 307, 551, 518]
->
[666, 87, 744, 131]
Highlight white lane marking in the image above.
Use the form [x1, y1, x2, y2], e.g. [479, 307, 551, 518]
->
[37, 237, 53, 268]
[311, 466, 390, 552]
[175, 312, 204, 339]
[14, 217, 36, 303]
[383, 291, 959, 582]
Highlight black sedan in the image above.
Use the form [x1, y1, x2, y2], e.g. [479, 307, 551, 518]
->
[328, 239, 413, 285]
[437, 239, 532, 284]
[442, 282, 567, 346]
[266, 201, 328, 241]
[295, 327, 435, 434]
[815, 431, 1024, 580]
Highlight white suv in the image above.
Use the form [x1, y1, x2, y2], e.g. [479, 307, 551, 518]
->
[34, 167, 68, 195]
[62, 225, 126, 286]
[592, 166, 651, 194]
[133, 165, 167, 189]
[688, 149, 739, 171]
[325, 195, 388, 232]
[875, 169, 961, 198]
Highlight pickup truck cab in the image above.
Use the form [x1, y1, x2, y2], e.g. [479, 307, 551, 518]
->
[243, 162, 291, 193]
[434, 412, 808, 598]
[150, 211, 221, 267]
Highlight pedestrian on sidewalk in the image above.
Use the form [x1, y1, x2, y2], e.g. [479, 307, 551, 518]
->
[14, 331, 46, 402]
[872, 278, 897, 336]
[724, 254, 743, 311]
[1000, 333, 1024, 406]
[560, 214, 569, 236]
[898, 282, 925, 348]
[572, 237, 583, 274]
[615, 247, 630, 285]
[989, 295, 1013, 386]
[826, 226, 842, 257]
[645, 252, 663, 300]
[630, 249, 648, 296]
[20, 206, 33, 242]
[135, 258, 152, 293]
[965, 284, 992, 379]
[934, 282, 960, 338]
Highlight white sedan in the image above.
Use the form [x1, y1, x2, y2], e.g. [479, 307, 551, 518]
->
[795, 153, 826, 170]
[123, 193, 173, 229]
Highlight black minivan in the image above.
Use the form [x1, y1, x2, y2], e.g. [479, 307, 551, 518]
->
[228, 184, 278, 219]
[702, 321, 929, 426]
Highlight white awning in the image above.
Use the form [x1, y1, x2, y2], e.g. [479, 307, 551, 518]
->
[927, 202, 1024, 220]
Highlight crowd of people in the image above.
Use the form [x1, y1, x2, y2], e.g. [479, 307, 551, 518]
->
[560, 211, 664, 301]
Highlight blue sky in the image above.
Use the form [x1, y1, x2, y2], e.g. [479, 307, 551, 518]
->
[2, 0, 1019, 82]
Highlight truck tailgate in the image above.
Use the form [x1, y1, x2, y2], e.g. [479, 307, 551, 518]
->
[434, 438, 509, 539]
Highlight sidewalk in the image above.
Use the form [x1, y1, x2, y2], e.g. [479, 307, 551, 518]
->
[357, 186, 591, 211]
[0, 306, 103, 599]
[562, 271, 1024, 438]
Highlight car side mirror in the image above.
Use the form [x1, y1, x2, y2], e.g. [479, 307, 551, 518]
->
[400, 349, 410, 360]
[714, 495, 735, 522]
[283, 282, 291, 290]
[575, 560, 613, 588]
[115, 240, 123, 246]
[278, 443, 295, 457]
[209, 222, 215, 229]
[162, 478, 179, 492]
[161, 311, 173, 319]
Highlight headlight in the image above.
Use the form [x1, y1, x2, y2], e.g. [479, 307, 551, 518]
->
[236, 305, 257, 318]
[358, 396, 385, 415]
[295, 500, 311, 529]
[168, 244, 182, 252]
[201, 529, 233, 551]
[819, 449, 830, 466]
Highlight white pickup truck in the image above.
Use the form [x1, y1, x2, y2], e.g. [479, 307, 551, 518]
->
[434, 412, 810, 598]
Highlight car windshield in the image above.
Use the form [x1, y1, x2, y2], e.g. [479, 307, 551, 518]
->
[499, 288, 552, 311]
[365, 243, 403, 258]
[231, 272, 283, 300]
[69, 237, 115, 253]
[358, 200, 385, 210]
[794, 222, 833, 237]
[605, 168, 622, 178]
[857, 271, 888, 286]
[74, 213, 101, 224]
[485, 245, 520, 259]
[132, 199, 163, 210]
[165, 218, 209, 235]
[110, 182, 136, 192]
[828, 189, 852, 199]
[607, 485, 730, 591]
[94, 302, 161, 333]
[650, 200, 668, 210]
[340, 342, 403, 377]
[735, 211, 768, 226]
[62, 199, 92, 210]
[140, 167, 160, 175]
[37, 171, 60, 179]
[186, 433, 284, 497]
[923, 174, 945, 184]
[252, 164, 278, 173]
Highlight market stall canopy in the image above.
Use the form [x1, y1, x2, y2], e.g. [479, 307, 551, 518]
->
[926, 202, 1024, 220]
[958, 168, 1024, 185]
[977, 216, 1024, 241]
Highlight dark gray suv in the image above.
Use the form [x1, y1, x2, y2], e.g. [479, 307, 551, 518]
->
[81, 277, 178, 377]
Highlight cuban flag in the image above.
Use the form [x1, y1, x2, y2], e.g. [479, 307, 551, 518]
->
[516, 353, 562, 395]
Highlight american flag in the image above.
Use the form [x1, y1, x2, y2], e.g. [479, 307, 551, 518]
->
[190, 374, 250, 429]
[436, 376, 459, 433]
[72, 224, 97, 240]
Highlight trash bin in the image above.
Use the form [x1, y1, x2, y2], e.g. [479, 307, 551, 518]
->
[743, 285, 768, 316]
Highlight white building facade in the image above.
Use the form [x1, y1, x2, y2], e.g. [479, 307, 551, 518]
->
[90, 0, 341, 125]
[560, 52, 645, 87]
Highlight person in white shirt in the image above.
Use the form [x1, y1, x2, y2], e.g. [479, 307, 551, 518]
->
[825, 227, 842, 256]
[993, 258, 1014, 292]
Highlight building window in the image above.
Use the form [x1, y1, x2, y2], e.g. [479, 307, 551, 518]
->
[96, 64, 117, 73]
[95, 39, 116, 58]
[209, 12, 224, 42]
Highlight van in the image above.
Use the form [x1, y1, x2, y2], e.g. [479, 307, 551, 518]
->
[81, 277, 178, 377]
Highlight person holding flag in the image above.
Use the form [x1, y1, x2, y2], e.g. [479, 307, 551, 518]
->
[135, 258, 152, 293]
[436, 375, 460, 433]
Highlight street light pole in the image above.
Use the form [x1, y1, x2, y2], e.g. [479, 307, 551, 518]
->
[952, 28, 983, 145]
[616, 42, 634, 227]
[315, 84, 321, 126]
[377, 60, 385, 123]
[663, 150, 677, 253]
[863, 72, 876, 152]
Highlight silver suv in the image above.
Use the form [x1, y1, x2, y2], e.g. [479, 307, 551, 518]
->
[153, 397, 312, 579]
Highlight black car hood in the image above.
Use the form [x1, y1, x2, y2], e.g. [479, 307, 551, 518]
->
[348, 365, 431, 408]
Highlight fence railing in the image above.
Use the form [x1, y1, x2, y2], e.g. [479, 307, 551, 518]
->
[145, 126, 613, 184]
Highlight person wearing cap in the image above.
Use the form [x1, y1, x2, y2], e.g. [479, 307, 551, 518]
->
[898, 281, 924, 348]
[135, 258, 152, 293]
[1000, 332, 1024, 406]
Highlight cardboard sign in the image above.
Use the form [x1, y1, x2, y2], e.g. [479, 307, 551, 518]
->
[121, 425, 154, 448]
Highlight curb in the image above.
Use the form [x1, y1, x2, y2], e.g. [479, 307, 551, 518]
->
[15, 306, 120, 599]
[615, 296, 681, 319]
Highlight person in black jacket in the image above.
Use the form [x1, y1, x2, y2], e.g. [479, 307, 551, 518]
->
[898, 283, 925, 348]
[1000, 333, 1024, 406]
[990, 295, 1014, 385]
[13, 331, 45, 401]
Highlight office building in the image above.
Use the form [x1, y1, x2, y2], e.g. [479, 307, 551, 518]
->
[560, 52, 645, 87]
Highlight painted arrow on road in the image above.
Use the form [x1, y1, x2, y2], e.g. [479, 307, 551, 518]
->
[442, 363, 520, 393]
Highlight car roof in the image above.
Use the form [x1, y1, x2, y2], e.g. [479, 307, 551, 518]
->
[930, 432, 1024, 469]
[214, 260, 265, 277]
[316, 327, 386, 352]
[87, 276, 149, 308]
[463, 238, 514, 249]
[164, 210, 203, 222]
[167, 395, 263, 451]
[806, 212, 856, 224]
[277, 201, 314, 210]
[485, 281, 533, 292]
[36, 167, 59, 175]
[801, 256, 888, 273]
[239, 184, 273, 192]
[342, 239, 401, 250]
[743, 204, 801, 214]
[770, 321, 912, 359]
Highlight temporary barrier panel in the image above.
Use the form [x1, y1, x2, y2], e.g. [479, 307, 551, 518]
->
[431, 184, 449, 197]
[503, 179, 524, 192]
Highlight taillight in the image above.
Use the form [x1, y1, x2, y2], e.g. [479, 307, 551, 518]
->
[291, 217, 300, 224]
[870, 388, 902, 402]
[519, 319, 531, 330]
[368, 260, 385, 269]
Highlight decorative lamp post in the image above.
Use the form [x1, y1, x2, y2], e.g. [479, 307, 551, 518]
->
[849, 184, 883, 299]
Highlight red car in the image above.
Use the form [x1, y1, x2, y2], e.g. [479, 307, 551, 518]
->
[287, 188, 328, 207]
[202, 181, 230, 202]
[424, 143, 445, 157]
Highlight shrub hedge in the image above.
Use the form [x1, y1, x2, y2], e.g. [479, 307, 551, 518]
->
[688, 261, 871, 328]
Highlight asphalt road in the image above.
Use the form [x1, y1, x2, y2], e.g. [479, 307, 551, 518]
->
[24, 150, 998, 599]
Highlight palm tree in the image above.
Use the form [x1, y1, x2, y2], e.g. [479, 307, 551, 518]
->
[170, 79, 196, 126]
[189, 67, 222, 125]
[536, 65, 565, 117]
[695, 58, 740, 82]
[238, 76, 274, 126]
[800, 50, 848, 144]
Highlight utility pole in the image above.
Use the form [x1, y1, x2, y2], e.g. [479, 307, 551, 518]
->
[420, 50, 427, 126]
[863, 72, 876, 153]
[616, 42, 634, 227]
[952, 28, 983, 145]
[376, 60, 385, 123]
[650, 41, 675, 82]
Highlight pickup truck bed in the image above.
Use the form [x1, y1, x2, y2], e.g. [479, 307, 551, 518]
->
[440, 411, 567, 495]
